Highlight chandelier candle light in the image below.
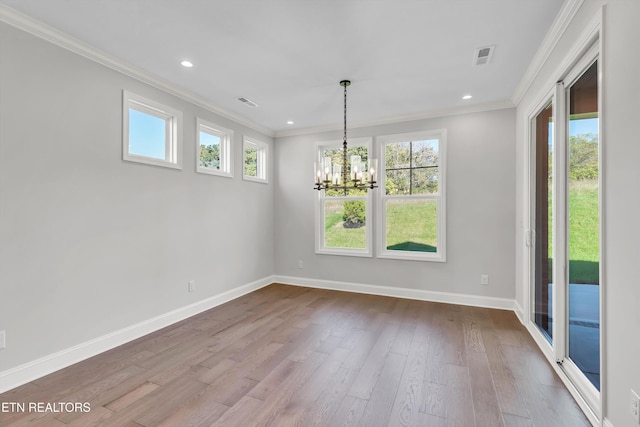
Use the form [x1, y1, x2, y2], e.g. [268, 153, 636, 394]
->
[314, 80, 378, 192]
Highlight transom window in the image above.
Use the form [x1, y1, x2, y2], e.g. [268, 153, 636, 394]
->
[197, 118, 233, 177]
[243, 137, 268, 183]
[378, 130, 446, 261]
[122, 91, 182, 169]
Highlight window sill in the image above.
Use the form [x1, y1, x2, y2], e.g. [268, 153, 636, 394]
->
[377, 250, 446, 262]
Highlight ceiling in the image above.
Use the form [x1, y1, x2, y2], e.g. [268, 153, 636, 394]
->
[0, 0, 564, 134]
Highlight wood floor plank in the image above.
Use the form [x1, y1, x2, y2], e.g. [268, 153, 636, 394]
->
[67, 406, 117, 426]
[419, 381, 447, 418]
[194, 358, 237, 384]
[502, 413, 535, 427]
[358, 352, 407, 427]
[387, 330, 428, 427]
[412, 412, 447, 427]
[341, 312, 390, 371]
[480, 327, 531, 418]
[209, 395, 264, 427]
[104, 381, 160, 413]
[86, 374, 207, 427]
[502, 344, 565, 388]
[250, 351, 328, 427]
[347, 322, 400, 399]
[330, 395, 369, 427]
[0, 284, 591, 427]
[294, 366, 359, 427]
[155, 392, 229, 427]
[268, 346, 351, 425]
[467, 350, 504, 427]
[445, 364, 475, 427]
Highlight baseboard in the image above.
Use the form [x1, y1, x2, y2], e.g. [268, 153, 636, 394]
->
[0, 276, 273, 394]
[602, 418, 613, 427]
[273, 275, 515, 311]
[514, 299, 525, 324]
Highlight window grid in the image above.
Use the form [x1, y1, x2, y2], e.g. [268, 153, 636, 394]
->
[378, 131, 446, 262]
[385, 140, 439, 195]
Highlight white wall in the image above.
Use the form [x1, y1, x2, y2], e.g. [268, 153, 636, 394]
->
[0, 22, 274, 373]
[274, 108, 516, 301]
[601, 2, 640, 425]
[515, 1, 640, 425]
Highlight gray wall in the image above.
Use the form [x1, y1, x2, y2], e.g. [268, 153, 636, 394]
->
[0, 22, 274, 372]
[515, 1, 640, 425]
[275, 108, 516, 299]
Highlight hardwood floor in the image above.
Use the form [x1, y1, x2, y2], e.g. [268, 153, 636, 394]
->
[0, 284, 590, 426]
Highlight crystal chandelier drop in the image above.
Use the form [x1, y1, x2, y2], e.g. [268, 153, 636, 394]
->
[314, 80, 378, 192]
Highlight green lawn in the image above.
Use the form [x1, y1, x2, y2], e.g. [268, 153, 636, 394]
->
[324, 211, 367, 249]
[568, 179, 599, 284]
[385, 199, 437, 252]
[324, 199, 437, 251]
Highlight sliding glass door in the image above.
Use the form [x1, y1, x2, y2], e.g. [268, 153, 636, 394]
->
[531, 48, 601, 410]
[566, 61, 600, 391]
[533, 101, 553, 342]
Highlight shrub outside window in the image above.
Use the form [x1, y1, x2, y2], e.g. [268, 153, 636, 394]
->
[197, 118, 233, 177]
[378, 130, 446, 261]
[122, 91, 182, 169]
[315, 137, 372, 257]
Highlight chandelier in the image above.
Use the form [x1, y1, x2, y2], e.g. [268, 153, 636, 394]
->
[314, 80, 378, 192]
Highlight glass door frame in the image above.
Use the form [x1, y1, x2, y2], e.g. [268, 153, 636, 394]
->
[526, 41, 603, 421]
[558, 45, 602, 412]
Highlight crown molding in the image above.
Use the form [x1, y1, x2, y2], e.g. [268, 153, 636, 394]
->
[511, 0, 585, 105]
[274, 99, 515, 138]
[0, 4, 275, 138]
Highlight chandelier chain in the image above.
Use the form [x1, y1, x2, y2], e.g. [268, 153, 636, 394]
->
[342, 81, 349, 193]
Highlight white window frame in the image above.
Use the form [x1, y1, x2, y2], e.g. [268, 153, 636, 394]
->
[196, 118, 234, 178]
[377, 130, 447, 262]
[122, 90, 182, 169]
[242, 136, 268, 183]
[315, 137, 373, 257]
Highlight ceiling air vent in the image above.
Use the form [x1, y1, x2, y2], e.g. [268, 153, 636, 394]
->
[473, 45, 495, 66]
[237, 97, 258, 107]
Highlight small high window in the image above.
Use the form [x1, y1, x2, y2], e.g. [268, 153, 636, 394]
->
[122, 91, 182, 169]
[197, 118, 233, 177]
[243, 137, 268, 183]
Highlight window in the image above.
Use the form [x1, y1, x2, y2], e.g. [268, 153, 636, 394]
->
[122, 91, 182, 169]
[243, 137, 268, 183]
[196, 118, 233, 177]
[378, 130, 446, 261]
[315, 138, 372, 257]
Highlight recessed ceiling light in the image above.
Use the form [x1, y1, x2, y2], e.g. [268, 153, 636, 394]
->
[462, 94, 472, 100]
[287, 120, 294, 125]
[180, 60, 193, 68]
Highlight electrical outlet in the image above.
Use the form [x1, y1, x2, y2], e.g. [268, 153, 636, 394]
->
[298, 260, 304, 269]
[631, 389, 640, 423]
[188, 280, 195, 293]
[0, 330, 6, 350]
[480, 274, 489, 285]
